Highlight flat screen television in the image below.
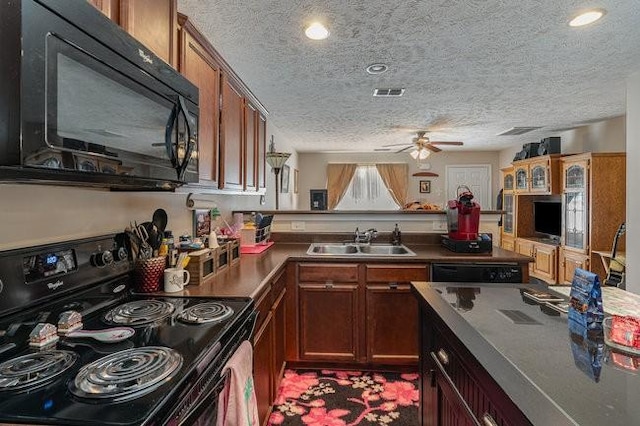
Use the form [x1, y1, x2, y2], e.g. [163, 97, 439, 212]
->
[533, 201, 562, 238]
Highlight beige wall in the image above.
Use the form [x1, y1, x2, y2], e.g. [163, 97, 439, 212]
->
[298, 151, 502, 210]
[626, 73, 640, 295]
[498, 116, 626, 168]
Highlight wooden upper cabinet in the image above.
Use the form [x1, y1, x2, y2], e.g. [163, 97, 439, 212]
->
[177, 15, 220, 185]
[87, 0, 118, 20]
[87, 0, 178, 66]
[244, 102, 258, 191]
[219, 75, 245, 190]
[119, 0, 178, 66]
[258, 114, 267, 190]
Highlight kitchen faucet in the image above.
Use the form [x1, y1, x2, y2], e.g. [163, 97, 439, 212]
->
[354, 227, 378, 244]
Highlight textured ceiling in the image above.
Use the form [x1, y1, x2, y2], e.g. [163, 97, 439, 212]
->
[178, 0, 640, 153]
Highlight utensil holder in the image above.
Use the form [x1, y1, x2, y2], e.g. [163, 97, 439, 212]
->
[134, 256, 166, 293]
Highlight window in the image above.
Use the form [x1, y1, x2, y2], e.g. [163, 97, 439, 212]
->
[335, 165, 399, 210]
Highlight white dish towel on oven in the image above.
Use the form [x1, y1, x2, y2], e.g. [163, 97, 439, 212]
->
[216, 340, 259, 426]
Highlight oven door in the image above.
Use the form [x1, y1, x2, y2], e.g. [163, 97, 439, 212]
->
[165, 311, 258, 426]
[20, 0, 198, 187]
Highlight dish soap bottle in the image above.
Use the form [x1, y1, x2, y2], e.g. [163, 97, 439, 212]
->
[391, 223, 402, 246]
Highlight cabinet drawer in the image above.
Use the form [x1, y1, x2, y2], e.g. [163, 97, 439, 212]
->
[365, 264, 428, 283]
[298, 263, 359, 283]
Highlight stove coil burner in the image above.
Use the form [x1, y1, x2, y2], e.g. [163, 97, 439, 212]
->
[177, 302, 234, 324]
[69, 346, 183, 401]
[0, 350, 78, 392]
[104, 300, 175, 325]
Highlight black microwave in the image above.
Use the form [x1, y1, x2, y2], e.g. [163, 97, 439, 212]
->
[0, 0, 199, 190]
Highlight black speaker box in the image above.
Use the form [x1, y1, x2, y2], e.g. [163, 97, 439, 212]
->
[537, 137, 561, 155]
[513, 150, 526, 161]
[522, 142, 540, 158]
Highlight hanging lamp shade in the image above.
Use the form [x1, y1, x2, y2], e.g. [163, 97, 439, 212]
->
[265, 138, 291, 169]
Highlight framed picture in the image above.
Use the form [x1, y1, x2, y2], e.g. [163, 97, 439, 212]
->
[310, 189, 328, 210]
[419, 180, 431, 193]
[281, 164, 290, 193]
[193, 209, 212, 238]
[294, 168, 299, 194]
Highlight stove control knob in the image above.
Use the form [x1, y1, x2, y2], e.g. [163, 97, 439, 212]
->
[114, 247, 129, 262]
[92, 250, 114, 267]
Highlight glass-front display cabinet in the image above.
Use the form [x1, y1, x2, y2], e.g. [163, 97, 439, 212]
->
[562, 161, 588, 251]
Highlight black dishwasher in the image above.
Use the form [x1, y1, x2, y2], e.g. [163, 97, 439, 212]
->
[431, 263, 524, 283]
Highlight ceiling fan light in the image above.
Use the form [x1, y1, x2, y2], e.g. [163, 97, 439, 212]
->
[419, 149, 430, 160]
[409, 149, 420, 160]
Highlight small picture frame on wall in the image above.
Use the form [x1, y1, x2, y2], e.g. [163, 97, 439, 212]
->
[281, 165, 290, 193]
[419, 180, 431, 193]
[294, 168, 299, 194]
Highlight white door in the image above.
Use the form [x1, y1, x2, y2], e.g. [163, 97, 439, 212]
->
[446, 165, 492, 209]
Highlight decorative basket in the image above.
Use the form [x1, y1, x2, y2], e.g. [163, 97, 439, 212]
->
[134, 256, 166, 293]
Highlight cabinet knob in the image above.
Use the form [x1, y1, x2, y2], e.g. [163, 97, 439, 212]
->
[325, 281, 334, 289]
[436, 348, 449, 365]
[388, 282, 398, 289]
[482, 413, 498, 426]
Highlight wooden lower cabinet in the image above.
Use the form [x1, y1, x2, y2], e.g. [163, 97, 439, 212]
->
[515, 238, 558, 284]
[252, 267, 288, 425]
[253, 310, 274, 425]
[420, 304, 532, 426]
[558, 248, 590, 285]
[294, 262, 425, 367]
[299, 283, 359, 361]
[501, 234, 515, 252]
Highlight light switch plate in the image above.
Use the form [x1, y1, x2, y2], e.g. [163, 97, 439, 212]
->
[291, 221, 306, 231]
[432, 221, 447, 231]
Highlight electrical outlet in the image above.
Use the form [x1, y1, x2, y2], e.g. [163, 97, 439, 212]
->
[291, 221, 306, 231]
[432, 221, 447, 231]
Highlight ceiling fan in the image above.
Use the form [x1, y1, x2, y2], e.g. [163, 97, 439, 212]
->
[379, 131, 464, 158]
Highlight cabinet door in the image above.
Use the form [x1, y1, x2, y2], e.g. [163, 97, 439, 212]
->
[502, 168, 515, 192]
[366, 284, 418, 364]
[529, 161, 549, 193]
[257, 114, 267, 190]
[178, 26, 219, 184]
[119, 0, 178, 66]
[299, 284, 359, 361]
[501, 235, 515, 252]
[515, 239, 534, 274]
[219, 75, 244, 190]
[502, 193, 515, 236]
[559, 249, 590, 285]
[514, 165, 529, 192]
[562, 161, 589, 251]
[243, 102, 258, 191]
[533, 244, 557, 283]
[272, 287, 287, 396]
[253, 311, 274, 426]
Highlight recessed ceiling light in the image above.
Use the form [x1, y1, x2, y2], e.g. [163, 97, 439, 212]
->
[366, 63, 388, 75]
[569, 9, 606, 27]
[305, 22, 330, 40]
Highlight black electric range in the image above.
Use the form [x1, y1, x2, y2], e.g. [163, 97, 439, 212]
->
[0, 234, 256, 426]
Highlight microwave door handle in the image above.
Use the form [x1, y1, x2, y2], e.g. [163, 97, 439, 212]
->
[164, 104, 179, 169]
[176, 95, 196, 180]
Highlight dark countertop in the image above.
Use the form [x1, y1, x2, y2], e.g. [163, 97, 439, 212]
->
[412, 282, 640, 426]
[165, 243, 532, 299]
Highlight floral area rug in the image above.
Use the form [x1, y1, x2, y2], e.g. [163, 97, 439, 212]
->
[268, 370, 420, 426]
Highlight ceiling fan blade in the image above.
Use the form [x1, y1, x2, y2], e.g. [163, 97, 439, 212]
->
[425, 144, 442, 153]
[382, 143, 413, 148]
[429, 141, 464, 146]
[395, 146, 414, 153]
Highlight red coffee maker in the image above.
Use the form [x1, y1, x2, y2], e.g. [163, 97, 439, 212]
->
[446, 186, 480, 240]
[442, 186, 492, 253]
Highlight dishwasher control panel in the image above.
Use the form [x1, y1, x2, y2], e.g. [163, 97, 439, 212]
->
[431, 263, 524, 283]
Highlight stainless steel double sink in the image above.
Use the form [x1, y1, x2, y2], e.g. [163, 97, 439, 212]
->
[306, 243, 416, 257]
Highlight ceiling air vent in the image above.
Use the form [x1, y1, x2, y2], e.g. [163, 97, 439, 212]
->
[497, 127, 543, 136]
[373, 88, 405, 97]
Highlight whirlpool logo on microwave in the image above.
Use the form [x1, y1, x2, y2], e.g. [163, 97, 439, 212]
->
[47, 280, 64, 290]
[138, 49, 153, 64]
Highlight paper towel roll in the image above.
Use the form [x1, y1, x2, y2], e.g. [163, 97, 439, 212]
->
[186, 193, 218, 210]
